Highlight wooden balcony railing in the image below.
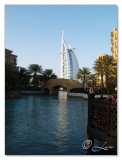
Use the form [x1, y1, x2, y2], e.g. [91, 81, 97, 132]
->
[87, 94, 117, 152]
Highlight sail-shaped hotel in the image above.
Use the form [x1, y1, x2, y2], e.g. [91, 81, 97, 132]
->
[58, 32, 79, 81]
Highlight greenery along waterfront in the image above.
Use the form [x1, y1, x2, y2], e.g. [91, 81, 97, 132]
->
[5, 63, 57, 92]
[77, 55, 117, 94]
[5, 54, 117, 96]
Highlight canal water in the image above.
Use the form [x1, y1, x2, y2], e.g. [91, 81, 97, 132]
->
[5, 95, 115, 155]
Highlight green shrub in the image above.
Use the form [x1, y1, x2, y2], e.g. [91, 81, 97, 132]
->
[21, 86, 40, 91]
[70, 88, 84, 93]
[101, 87, 116, 94]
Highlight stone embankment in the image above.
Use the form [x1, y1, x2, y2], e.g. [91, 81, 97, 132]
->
[68, 93, 112, 100]
[20, 91, 42, 95]
[5, 91, 43, 98]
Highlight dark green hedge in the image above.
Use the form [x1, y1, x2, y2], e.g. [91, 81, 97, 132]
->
[70, 88, 84, 93]
[21, 86, 41, 91]
[101, 87, 116, 94]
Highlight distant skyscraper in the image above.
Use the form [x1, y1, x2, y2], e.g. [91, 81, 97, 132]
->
[58, 32, 79, 81]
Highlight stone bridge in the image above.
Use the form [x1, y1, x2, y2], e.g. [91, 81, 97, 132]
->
[41, 79, 82, 94]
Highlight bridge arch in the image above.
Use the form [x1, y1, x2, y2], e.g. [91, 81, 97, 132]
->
[41, 79, 82, 95]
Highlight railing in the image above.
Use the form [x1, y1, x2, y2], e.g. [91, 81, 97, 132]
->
[87, 94, 117, 152]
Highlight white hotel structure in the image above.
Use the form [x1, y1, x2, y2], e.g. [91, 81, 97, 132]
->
[58, 32, 79, 81]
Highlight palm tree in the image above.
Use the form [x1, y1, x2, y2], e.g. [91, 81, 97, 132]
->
[88, 74, 97, 89]
[93, 58, 104, 88]
[28, 64, 43, 87]
[77, 67, 91, 88]
[18, 67, 31, 88]
[102, 55, 115, 88]
[28, 64, 42, 75]
[109, 64, 117, 88]
[40, 69, 57, 84]
[94, 55, 116, 88]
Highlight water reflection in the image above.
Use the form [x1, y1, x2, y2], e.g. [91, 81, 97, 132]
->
[55, 98, 70, 152]
[6, 95, 89, 155]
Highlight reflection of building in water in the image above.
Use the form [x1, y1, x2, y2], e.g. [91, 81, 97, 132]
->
[58, 88, 67, 99]
[55, 99, 70, 152]
[58, 32, 79, 81]
[57, 98, 68, 133]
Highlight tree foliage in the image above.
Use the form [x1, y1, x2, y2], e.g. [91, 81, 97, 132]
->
[18, 67, 31, 88]
[94, 55, 116, 88]
[77, 67, 91, 88]
[5, 63, 58, 91]
[5, 62, 19, 92]
[28, 64, 43, 88]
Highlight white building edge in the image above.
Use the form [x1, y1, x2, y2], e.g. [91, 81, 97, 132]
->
[58, 32, 79, 81]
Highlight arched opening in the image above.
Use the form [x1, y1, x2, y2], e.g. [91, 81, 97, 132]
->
[43, 88, 50, 94]
[52, 85, 67, 95]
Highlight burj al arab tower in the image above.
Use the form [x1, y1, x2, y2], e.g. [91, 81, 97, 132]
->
[58, 32, 79, 81]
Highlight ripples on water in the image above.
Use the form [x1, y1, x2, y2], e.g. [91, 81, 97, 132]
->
[5, 95, 115, 155]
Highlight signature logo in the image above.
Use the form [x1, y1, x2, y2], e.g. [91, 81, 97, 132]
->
[82, 140, 114, 152]
[82, 140, 92, 149]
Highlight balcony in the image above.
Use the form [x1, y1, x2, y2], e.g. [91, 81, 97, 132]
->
[111, 47, 114, 52]
[111, 39, 114, 44]
[87, 95, 117, 152]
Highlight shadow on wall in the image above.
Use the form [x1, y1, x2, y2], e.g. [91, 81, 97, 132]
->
[43, 86, 67, 95]
[52, 85, 67, 95]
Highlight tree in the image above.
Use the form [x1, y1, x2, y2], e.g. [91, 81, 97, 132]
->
[93, 58, 104, 88]
[77, 67, 91, 88]
[88, 74, 97, 88]
[109, 65, 117, 88]
[101, 55, 115, 88]
[28, 64, 43, 88]
[5, 61, 19, 92]
[94, 55, 116, 88]
[18, 67, 31, 88]
[40, 69, 57, 85]
[28, 64, 42, 75]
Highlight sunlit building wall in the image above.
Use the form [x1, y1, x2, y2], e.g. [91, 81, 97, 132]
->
[111, 28, 117, 60]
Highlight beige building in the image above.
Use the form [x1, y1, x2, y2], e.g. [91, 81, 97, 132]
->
[98, 54, 107, 59]
[5, 48, 17, 66]
[111, 28, 117, 60]
[97, 28, 117, 87]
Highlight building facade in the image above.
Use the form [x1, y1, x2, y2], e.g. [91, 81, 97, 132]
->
[58, 33, 79, 81]
[96, 28, 117, 87]
[111, 28, 117, 60]
[5, 48, 17, 66]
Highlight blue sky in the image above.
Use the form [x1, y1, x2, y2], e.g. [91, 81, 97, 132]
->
[5, 5, 117, 77]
